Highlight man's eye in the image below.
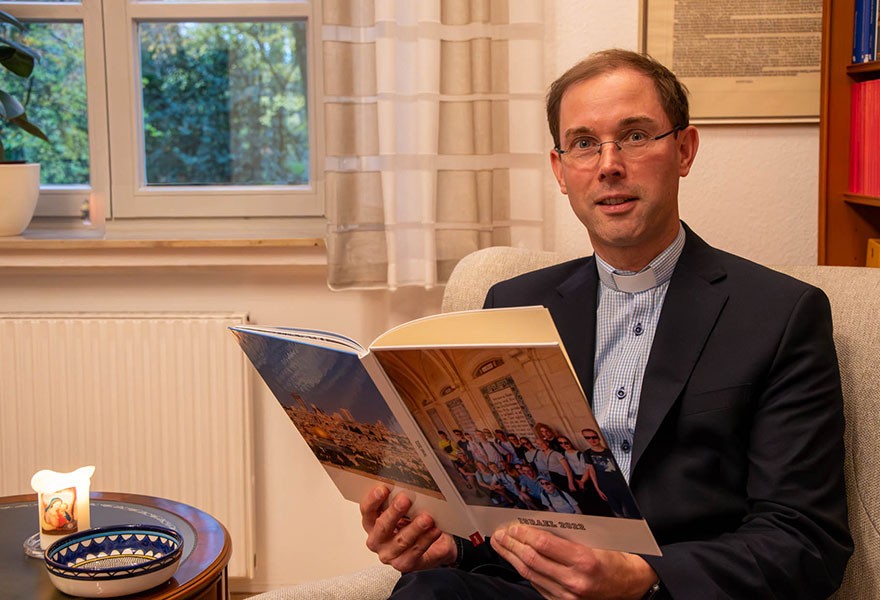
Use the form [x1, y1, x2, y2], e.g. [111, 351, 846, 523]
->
[626, 130, 649, 143]
[572, 138, 597, 150]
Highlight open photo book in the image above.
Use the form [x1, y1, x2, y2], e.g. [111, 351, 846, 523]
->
[230, 306, 660, 556]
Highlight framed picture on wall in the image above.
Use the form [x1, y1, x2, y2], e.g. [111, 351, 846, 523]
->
[641, 0, 822, 122]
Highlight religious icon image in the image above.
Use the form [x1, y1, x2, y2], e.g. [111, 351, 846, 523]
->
[39, 487, 78, 534]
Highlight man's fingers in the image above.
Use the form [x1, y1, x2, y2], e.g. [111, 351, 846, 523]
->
[493, 525, 602, 593]
[360, 486, 455, 573]
[371, 492, 411, 539]
[505, 524, 580, 566]
[390, 516, 442, 566]
[377, 513, 437, 566]
[491, 529, 568, 598]
[360, 485, 390, 531]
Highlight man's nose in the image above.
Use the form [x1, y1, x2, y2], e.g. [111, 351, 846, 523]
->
[596, 141, 625, 178]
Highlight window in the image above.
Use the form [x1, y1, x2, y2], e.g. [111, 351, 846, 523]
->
[1, 0, 321, 223]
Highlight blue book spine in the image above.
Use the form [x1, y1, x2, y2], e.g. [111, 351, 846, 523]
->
[876, 0, 880, 60]
[867, 0, 878, 62]
[854, 0, 864, 63]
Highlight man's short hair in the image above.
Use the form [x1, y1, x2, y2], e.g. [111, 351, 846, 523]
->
[546, 48, 690, 149]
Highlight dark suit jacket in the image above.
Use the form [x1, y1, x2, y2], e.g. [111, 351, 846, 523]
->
[475, 225, 852, 599]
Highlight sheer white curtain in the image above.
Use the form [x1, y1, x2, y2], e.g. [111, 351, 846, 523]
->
[324, 0, 546, 290]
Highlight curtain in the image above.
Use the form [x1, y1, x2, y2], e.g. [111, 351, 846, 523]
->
[323, 0, 546, 290]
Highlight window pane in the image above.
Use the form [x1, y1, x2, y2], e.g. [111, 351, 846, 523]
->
[139, 21, 309, 186]
[0, 22, 89, 184]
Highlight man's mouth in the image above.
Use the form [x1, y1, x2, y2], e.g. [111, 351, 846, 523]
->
[597, 196, 636, 206]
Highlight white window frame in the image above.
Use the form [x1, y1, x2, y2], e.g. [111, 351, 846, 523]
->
[8, 0, 323, 222]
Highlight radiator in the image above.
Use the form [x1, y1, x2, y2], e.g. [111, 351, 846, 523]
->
[0, 313, 255, 579]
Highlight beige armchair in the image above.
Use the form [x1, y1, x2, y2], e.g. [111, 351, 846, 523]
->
[250, 247, 880, 600]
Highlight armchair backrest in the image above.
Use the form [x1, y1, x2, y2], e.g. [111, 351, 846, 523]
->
[441, 247, 564, 313]
[442, 247, 880, 599]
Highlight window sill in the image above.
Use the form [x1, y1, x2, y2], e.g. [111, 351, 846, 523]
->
[0, 217, 327, 268]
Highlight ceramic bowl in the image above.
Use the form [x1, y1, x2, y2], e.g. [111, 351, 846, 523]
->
[44, 524, 183, 598]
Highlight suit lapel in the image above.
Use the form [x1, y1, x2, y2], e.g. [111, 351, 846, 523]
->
[630, 230, 729, 476]
[548, 257, 599, 407]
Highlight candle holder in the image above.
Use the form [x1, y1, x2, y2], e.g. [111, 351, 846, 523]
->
[27, 466, 96, 557]
[23, 532, 43, 559]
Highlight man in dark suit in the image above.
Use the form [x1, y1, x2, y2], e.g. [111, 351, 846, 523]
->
[360, 49, 852, 599]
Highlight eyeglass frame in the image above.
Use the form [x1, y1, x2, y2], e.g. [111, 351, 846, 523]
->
[554, 125, 684, 162]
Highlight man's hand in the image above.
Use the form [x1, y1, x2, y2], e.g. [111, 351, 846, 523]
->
[491, 524, 657, 600]
[360, 484, 457, 573]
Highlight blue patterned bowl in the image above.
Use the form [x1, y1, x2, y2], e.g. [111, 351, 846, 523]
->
[44, 524, 183, 598]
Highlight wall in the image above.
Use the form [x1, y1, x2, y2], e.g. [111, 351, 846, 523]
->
[0, 0, 822, 593]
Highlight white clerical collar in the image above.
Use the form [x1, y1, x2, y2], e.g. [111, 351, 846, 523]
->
[595, 224, 686, 293]
[600, 267, 658, 293]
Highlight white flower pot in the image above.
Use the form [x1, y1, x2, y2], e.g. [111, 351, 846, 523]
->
[0, 162, 40, 236]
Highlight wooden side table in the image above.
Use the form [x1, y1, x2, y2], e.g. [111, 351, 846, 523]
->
[0, 491, 231, 599]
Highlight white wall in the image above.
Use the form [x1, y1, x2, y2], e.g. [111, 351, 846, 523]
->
[0, 1, 822, 593]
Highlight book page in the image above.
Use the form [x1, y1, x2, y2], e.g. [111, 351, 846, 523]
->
[371, 307, 586, 414]
[371, 332, 660, 555]
[372, 306, 563, 347]
[236, 325, 366, 354]
[230, 327, 480, 539]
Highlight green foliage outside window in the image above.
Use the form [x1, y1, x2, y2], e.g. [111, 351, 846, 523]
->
[140, 21, 309, 187]
[0, 22, 86, 184]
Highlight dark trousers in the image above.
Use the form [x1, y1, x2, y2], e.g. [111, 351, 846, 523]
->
[388, 567, 543, 600]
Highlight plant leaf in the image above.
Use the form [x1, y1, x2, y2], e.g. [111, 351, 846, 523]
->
[0, 89, 24, 120]
[0, 36, 39, 60]
[0, 11, 25, 32]
[0, 36, 36, 77]
[10, 114, 49, 142]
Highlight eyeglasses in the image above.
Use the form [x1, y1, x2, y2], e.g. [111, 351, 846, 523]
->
[583, 435, 599, 441]
[555, 126, 682, 166]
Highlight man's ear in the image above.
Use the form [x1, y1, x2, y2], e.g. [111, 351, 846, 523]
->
[550, 148, 568, 194]
[678, 125, 699, 177]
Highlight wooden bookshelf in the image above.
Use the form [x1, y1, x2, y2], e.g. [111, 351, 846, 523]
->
[819, 0, 880, 265]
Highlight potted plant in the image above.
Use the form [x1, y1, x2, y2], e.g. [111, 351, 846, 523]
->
[0, 9, 48, 236]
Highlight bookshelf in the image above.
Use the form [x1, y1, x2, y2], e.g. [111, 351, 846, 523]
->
[819, 0, 880, 265]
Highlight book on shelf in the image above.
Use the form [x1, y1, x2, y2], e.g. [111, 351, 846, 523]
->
[849, 79, 880, 197]
[853, 0, 863, 62]
[853, 0, 878, 63]
[230, 306, 660, 556]
[868, 239, 880, 267]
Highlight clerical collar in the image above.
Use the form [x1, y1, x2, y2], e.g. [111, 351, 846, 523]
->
[595, 224, 685, 293]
